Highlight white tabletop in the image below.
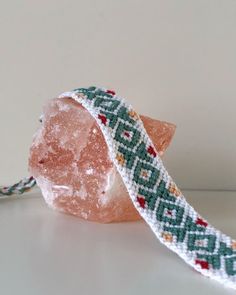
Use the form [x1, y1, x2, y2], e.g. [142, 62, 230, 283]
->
[0, 189, 235, 295]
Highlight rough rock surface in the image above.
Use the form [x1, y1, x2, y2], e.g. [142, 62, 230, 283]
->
[29, 97, 176, 223]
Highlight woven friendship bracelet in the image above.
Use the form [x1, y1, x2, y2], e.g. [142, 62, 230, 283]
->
[1, 86, 235, 290]
[59, 86, 236, 290]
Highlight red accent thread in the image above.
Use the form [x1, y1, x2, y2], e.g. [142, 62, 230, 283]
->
[137, 196, 146, 209]
[196, 218, 208, 227]
[167, 210, 173, 216]
[147, 146, 157, 157]
[195, 259, 209, 270]
[124, 131, 130, 138]
[106, 89, 116, 95]
[98, 114, 107, 125]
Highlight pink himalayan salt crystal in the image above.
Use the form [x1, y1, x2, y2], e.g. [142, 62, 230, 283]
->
[29, 97, 176, 223]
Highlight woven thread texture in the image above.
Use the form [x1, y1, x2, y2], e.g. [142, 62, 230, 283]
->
[0, 177, 36, 196]
[1, 86, 235, 289]
[58, 86, 236, 290]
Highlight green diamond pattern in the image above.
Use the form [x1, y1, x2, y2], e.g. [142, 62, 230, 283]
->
[71, 87, 236, 283]
[187, 234, 216, 253]
[133, 161, 159, 189]
[156, 201, 184, 226]
[114, 122, 141, 149]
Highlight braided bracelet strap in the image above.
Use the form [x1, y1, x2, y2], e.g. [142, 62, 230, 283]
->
[57, 86, 236, 290]
[0, 176, 36, 196]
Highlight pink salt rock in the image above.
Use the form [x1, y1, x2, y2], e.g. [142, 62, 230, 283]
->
[29, 97, 176, 223]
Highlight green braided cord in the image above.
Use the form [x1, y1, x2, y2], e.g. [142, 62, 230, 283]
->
[0, 176, 36, 196]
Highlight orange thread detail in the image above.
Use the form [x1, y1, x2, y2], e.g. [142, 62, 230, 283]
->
[141, 171, 148, 178]
[116, 154, 125, 166]
[162, 232, 173, 243]
[232, 241, 236, 250]
[169, 183, 181, 197]
[128, 110, 139, 120]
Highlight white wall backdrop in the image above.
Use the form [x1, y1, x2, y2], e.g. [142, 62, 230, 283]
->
[0, 0, 236, 190]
